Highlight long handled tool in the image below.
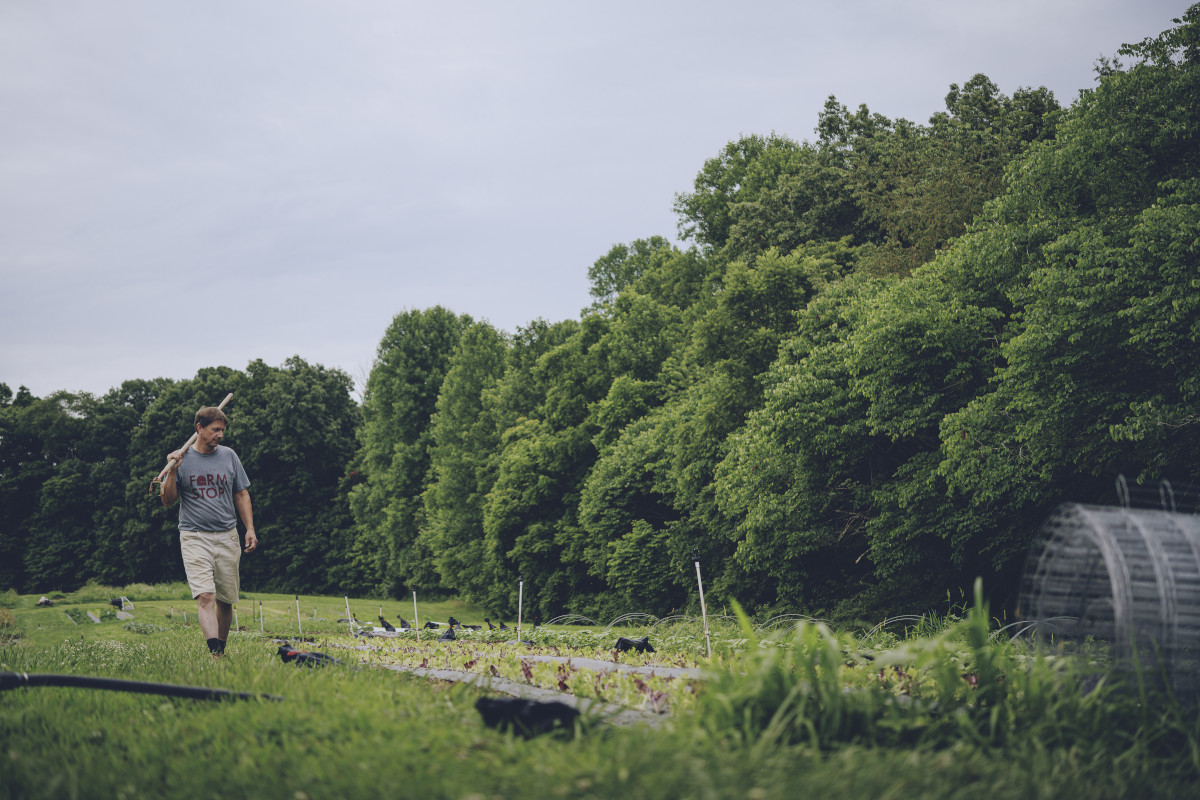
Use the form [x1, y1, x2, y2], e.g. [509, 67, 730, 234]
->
[149, 393, 234, 496]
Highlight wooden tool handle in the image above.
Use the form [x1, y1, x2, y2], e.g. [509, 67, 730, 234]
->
[151, 393, 234, 488]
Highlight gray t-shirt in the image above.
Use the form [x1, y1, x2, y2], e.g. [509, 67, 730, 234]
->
[176, 445, 251, 532]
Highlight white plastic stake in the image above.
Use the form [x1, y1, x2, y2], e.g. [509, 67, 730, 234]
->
[412, 591, 419, 638]
[295, 595, 302, 637]
[345, 596, 352, 634]
[694, 556, 712, 659]
[259, 600, 263, 632]
[517, 576, 524, 643]
[233, 606, 238, 630]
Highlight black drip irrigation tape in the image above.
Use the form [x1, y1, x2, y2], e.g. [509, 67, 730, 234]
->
[0, 671, 282, 702]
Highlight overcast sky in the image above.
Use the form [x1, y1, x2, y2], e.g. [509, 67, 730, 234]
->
[0, 0, 1187, 399]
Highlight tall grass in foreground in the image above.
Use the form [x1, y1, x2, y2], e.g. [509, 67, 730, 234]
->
[698, 581, 1200, 786]
[2, 585, 1199, 799]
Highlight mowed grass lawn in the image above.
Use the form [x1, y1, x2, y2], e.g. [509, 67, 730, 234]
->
[2, 584, 1198, 799]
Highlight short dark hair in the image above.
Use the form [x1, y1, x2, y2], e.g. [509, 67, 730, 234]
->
[195, 407, 228, 428]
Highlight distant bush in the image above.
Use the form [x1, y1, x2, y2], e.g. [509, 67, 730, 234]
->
[116, 582, 192, 601]
[66, 581, 119, 604]
[63, 580, 191, 604]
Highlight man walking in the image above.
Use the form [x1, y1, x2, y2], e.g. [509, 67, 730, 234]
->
[160, 406, 258, 656]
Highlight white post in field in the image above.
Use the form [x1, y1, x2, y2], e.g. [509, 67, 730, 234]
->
[516, 574, 524, 643]
[693, 550, 712, 659]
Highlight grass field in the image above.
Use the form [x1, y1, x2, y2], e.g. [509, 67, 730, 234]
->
[2, 582, 1198, 799]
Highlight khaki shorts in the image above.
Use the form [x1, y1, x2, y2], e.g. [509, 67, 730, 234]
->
[180, 529, 241, 604]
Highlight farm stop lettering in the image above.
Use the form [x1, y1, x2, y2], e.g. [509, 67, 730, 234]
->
[187, 472, 230, 499]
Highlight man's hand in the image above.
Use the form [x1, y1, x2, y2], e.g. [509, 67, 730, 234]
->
[166, 449, 186, 470]
[233, 489, 256, 552]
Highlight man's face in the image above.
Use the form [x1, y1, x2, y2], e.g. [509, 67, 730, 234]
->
[195, 421, 226, 453]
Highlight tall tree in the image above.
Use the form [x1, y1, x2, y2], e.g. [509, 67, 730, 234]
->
[482, 316, 613, 618]
[0, 385, 49, 589]
[225, 357, 360, 593]
[939, 4, 1200, 556]
[420, 321, 510, 602]
[349, 306, 471, 596]
[2, 389, 89, 591]
[125, 366, 246, 586]
[673, 133, 807, 251]
[835, 75, 1061, 275]
[84, 378, 175, 585]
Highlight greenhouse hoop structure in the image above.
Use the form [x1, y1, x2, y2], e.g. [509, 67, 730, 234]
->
[1019, 480, 1200, 698]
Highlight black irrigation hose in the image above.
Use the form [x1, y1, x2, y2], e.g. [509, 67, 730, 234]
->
[0, 671, 282, 702]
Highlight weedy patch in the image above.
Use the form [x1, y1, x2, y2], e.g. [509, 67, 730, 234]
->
[0, 607, 17, 643]
[62, 607, 119, 625]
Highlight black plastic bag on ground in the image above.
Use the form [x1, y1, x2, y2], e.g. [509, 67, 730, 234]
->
[614, 636, 654, 653]
[475, 697, 580, 739]
[277, 642, 343, 667]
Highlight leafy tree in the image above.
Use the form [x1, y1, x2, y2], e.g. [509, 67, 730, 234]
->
[83, 379, 175, 585]
[115, 361, 360, 595]
[590, 240, 859, 613]
[483, 316, 612, 618]
[586, 236, 676, 309]
[224, 357, 360, 593]
[474, 318, 581, 614]
[673, 133, 808, 251]
[421, 321, 510, 603]
[125, 366, 246, 586]
[840, 75, 1061, 275]
[2, 390, 88, 590]
[715, 275, 886, 610]
[24, 456, 94, 590]
[578, 409, 687, 615]
[3, 361, 358, 595]
[349, 306, 471, 597]
[0, 381, 171, 591]
[0, 386, 47, 589]
[674, 130, 869, 264]
[723, 143, 867, 262]
[575, 283, 696, 615]
[940, 5, 1200, 556]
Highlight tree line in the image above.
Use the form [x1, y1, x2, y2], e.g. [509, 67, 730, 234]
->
[3, 7, 1197, 620]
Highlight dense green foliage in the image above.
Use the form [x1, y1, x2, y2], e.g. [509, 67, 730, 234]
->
[0, 359, 360, 595]
[2, 8, 1197, 624]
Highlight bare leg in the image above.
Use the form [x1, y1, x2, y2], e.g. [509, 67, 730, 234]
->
[215, 600, 233, 640]
[196, 592, 220, 640]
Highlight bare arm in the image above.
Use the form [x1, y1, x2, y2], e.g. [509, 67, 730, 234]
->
[159, 449, 186, 507]
[234, 489, 257, 553]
